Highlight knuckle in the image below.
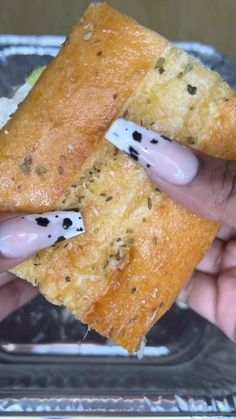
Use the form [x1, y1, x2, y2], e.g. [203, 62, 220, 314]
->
[216, 270, 236, 342]
[217, 161, 236, 217]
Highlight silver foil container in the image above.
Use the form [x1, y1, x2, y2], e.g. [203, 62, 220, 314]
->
[0, 35, 236, 418]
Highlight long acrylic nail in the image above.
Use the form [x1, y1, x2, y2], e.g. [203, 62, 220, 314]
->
[105, 118, 199, 185]
[0, 210, 85, 259]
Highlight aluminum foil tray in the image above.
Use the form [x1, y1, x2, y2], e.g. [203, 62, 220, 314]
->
[0, 34, 236, 418]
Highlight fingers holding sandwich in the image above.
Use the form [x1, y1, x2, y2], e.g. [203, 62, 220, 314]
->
[106, 118, 236, 227]
[0, 272, 38, 321]
[106, 118, 236, 342]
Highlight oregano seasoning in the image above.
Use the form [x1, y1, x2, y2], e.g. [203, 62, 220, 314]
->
[155, 57, 165, 74]
[187, 84, 197, 95]
[35, 166, 48, 176]
[58, 166, 64, 175]
[123, 109, 129, 118]
[19, 155, 33, 174]
[19, 163, 30, 174]
[152, 236, 157, 245]
[148, 197, 152, 209]
[24, 156, 33, 165]
[105, 196, 113, 202]
[187, 136, 197, 145]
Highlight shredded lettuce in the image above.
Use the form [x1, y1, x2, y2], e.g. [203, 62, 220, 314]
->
[25, 66, 46, 87]
[0, 66, 46, 129]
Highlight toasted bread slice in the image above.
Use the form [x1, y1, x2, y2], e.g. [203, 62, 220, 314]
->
[2, 3, 235, 351]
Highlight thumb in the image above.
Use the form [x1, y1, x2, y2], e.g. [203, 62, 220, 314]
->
[106, 118, 236, 226]
[0, 210, 85, 272]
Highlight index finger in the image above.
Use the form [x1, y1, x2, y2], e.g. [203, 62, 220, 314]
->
[0, 276, 37, 321]
[217, 224, 236, 241]
[181, 269, 236, 343]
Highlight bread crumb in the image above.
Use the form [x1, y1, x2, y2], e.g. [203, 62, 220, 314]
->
[91, 206, 100, 215]
[84, 23, 94, 31]
[83, 31, 93, 41]
[67, 144, 74, 151]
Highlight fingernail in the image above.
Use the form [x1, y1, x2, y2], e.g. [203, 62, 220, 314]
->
[105, 118, 199, 185]
[0, 210, 85, 259]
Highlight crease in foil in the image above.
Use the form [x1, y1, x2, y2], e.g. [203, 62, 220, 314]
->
[0, 395, 235, 414]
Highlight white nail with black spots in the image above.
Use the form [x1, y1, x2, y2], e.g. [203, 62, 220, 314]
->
[0, 210, 85, 259]
[105, 118, 198, 185]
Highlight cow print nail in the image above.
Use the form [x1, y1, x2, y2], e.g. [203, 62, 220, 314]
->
[132, 131, 142, 142]
[21, 210, 85, 246]
[0, 209, 85, 259]
[63, 218, 73, 229]
[105, 117, 198, 187]
[105, 118, 173, 169]
[35, 217, 50, 227]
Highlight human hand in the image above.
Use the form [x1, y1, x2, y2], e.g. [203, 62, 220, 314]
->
[0, 211, 85, 321]
[106, 118, 236, 342]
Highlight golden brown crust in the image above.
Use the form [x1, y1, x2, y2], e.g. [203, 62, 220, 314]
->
[84, 199, 217, 351]
[123, 44, 234, 156]
[200, 92, 236, 158]
[6, 3, 236, 351]
[0, 2, 166, 212]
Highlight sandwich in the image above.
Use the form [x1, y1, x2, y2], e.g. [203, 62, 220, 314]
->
[0, 3, 235, 352]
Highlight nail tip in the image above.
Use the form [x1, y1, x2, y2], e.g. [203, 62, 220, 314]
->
[0, 209, 85, 259]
